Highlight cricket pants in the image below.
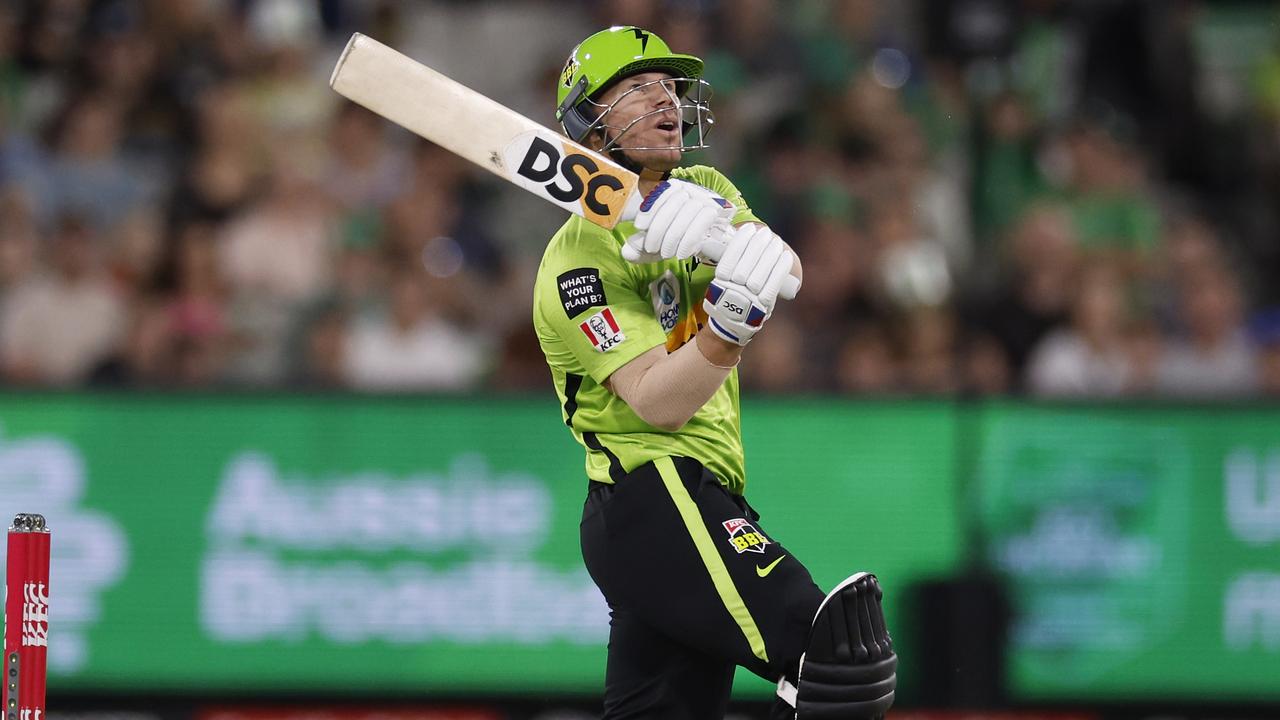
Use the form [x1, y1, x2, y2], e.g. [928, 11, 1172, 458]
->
[580, 455, 825, 720]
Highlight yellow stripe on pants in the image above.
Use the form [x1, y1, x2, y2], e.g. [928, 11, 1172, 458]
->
[654, 456, 769, 663]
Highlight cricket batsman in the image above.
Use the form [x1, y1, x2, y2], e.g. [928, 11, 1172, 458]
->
[532, 27, 897, 720]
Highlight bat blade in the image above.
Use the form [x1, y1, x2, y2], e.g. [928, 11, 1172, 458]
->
[330, 33, 639, 229]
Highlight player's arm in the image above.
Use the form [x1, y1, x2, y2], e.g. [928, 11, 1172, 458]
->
[603, 328, 740, 432]
[604, 222, 792, 430]
[540, 227, 717, 434]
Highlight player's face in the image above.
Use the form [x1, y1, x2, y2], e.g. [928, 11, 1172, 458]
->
[594, 71, 683, 170]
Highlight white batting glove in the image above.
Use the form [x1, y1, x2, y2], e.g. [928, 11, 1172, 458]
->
[622, 179, 735, 264]
[701, 224, 793, 346]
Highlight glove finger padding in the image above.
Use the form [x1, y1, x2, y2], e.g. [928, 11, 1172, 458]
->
[626, 179, 736, 265]
[621, 235, 664, 263]
[747, 235, 786, 294]
[660, 201, 707, 258]
[726, 225, 770, 287]
[671, 205, 721, 260]
[718, 224, 791, 293]
[758, 248, 793, 307]
[715, 223, 752, 275]
[640, 186, 692, 255]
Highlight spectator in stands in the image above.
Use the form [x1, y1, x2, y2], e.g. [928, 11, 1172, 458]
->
[835, 322, 899, 395]
[324, 102, 408, 210]
[1123, 318, 1164, 396]
[89, 298, 175, 387]
[168, 222, 229, 368]
[877, 114, 971, 271]
[220, 138, 335, 305]
[1153, 215, 1227, 324]
[242, 0, 331, 168]
[329, 211, 389, 318]
[284, 210, 386, 387]
[296, 305, 348, 389]
[899, 307, 959, 394]
[0, 5, 15, 116]
[1260, 345, 1280, 396]
[1, 214, 125, 385]
[0, 101, 38, 189]
[169, 82, 261, 227]
[1026, 261, 1134, 397]
[80, 1, 161, 123]
[1156, 263, 1258, 397]
[738, 316, 808, 393]
[387, 141, 505, 278]
[732, 116, 821, 244]
[1056, 108, 1161, 278]
[1252, 312, 1280, 396]
[785, 206, 868, 383]
[871, 199, 954, 310]
[107, 209, 164, 301]
[343, 270, 490, 391]
[218, 140, 337, 384]
[972, 92, 1046, 249]
[36, 92, 153, 231]
[961, 332, 1013, 396]
[0, 189, 38, 347]
[797, 0, 879, 93]
[968, 204, 1078, 386]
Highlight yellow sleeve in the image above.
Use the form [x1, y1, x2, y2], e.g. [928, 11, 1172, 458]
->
[534, 221, 669, 385]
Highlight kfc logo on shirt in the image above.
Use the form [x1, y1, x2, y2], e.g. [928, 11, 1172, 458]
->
[579, 307, 626, 352]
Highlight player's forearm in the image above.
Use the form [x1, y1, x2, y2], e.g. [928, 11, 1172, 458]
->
[695, 327, 744, 368]
[605, 338, 737, 432]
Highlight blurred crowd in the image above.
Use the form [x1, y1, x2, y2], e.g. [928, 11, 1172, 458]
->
[2, 0, 1280, 398]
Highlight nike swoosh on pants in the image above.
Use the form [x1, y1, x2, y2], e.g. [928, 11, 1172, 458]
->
[756, 555, 786, 577]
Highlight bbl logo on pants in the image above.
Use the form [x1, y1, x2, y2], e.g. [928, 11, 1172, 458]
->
[723, 518, 770, 554]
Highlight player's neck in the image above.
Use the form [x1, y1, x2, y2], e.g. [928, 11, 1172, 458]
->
[637, 167, 669, 196]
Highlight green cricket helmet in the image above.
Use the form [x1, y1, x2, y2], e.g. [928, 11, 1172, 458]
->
[556, 26, 712, 149]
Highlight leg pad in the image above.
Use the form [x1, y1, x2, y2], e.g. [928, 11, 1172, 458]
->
[794, 572, 896, 719]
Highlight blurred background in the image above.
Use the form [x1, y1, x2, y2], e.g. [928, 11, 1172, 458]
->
[0, 0, 1277, 719]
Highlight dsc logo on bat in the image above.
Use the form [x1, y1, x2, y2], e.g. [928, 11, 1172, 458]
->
[504, 132, 636, 227]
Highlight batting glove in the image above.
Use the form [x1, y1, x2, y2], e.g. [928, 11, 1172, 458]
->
[701, 224, 793, 346]
[622, 179, 735, 264]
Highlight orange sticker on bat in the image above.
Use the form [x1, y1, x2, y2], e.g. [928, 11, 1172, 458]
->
[504, 131, 637, 229]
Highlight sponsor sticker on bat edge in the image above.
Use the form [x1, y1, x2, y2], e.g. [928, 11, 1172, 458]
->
[579, 307, 625, 352]
[503, 130, 636, 228]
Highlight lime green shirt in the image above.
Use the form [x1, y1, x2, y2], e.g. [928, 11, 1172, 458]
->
[533, 165, 760, 494]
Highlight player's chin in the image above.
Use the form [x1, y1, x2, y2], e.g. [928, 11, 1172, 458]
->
[627, 146, 683, 170]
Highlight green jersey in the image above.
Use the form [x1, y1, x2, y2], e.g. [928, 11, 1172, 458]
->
[533, 165, 760, 494]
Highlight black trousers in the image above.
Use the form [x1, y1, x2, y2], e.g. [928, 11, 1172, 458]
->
[580, 456, 825, 720]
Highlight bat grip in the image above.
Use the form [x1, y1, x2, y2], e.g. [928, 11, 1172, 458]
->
[698, 241, 801, 301]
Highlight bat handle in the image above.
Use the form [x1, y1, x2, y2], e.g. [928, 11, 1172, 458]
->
[698, 240, 801, 301]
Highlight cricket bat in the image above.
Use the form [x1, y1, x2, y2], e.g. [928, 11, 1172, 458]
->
[329, 33, 798, 298]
